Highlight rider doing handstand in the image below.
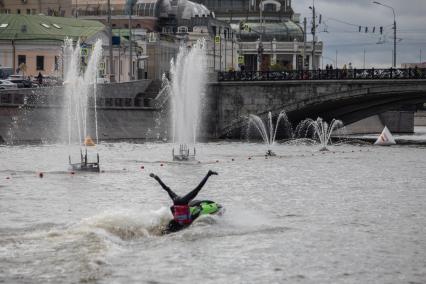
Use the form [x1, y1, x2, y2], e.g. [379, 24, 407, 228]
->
[150, 170, 218, 230]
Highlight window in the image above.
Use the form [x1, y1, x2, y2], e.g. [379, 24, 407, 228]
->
[54, 56, 59, 71]
[124, 98, 132, 107]
[177, 26, 188, 33]
[264, 4, 276, 12]
[26, 9, 31, 14]
[36, 56, 44, 70]
[105, 98, 113, 106]
[18, 55, 26, 66]
[114, 98, 123, 106]
[162, 26, 173, 34]
[17, 9, 21, 14]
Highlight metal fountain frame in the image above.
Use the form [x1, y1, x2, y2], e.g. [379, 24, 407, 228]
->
[172, 144, 196, 161]
[69, 148, 100, 172]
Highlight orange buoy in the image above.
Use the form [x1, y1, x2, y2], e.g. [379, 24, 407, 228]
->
[141, 166, 144, 169]
[39, 172, 44, 178]
[84, 136, 95, 146]
[70, 171, 75, 175]
[160, 163, 164, 167]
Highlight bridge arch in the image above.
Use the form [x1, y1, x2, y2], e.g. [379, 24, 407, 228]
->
[210, 80, 426, 138]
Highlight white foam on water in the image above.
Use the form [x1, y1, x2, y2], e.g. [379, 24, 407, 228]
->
[77, 206, 172, 240]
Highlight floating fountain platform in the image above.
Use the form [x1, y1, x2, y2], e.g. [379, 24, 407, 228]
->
[172, 144, 196, 161]
[69, 148, 100, 172]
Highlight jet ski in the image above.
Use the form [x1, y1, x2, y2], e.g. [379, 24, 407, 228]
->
[162, 200, 224, 234]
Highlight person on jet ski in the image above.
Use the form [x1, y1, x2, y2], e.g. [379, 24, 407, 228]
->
[149, 170, 218, 228]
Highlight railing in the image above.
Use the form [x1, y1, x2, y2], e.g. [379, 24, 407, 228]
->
[218, 68, 426, 81]
[239, 42, 320, 51]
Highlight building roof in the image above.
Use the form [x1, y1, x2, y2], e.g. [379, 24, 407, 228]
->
[235, 20, 303, 42]
[0, 14, 105, 42]
[135, 0, 210, 19]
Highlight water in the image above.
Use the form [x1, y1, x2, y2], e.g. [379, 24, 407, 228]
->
[62, 39, 103, 145]
[298, 117, 344, 151]
[1, 142, 425, 283]
[248, 111, 291, 154]
[164, 39, 207, 145]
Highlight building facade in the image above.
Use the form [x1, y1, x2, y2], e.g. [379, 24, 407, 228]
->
[0, 13, 138, 82]
[0, 0, 72, 17]
[0, 0, 239, 79]
[75, 0, 236, 78]
[194, 0, 322, 71]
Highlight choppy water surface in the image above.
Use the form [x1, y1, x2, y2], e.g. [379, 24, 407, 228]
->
[1, 142, 425, 283]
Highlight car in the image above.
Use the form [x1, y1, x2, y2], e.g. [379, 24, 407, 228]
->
[0, 67, 13, 79]
[0, 79, 18, 89]
[7, 75, 33, 88]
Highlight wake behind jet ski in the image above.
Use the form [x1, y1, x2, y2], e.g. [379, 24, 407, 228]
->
[149, 170, 222, 234]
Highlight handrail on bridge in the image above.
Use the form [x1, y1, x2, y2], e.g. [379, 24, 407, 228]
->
[218, 68, 426, 82]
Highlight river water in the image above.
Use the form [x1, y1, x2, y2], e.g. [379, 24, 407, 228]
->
[1, 141, 425, 283]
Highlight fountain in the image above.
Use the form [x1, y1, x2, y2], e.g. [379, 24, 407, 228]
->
[248, 110, 290, 156]
[300, 117, 344, 151]
[162, 39, 207, 161]
[62, 38, 103, 171]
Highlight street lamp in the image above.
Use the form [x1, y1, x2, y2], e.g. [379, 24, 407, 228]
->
[373, 1, 396, 67]
[258, 1, 265, 72]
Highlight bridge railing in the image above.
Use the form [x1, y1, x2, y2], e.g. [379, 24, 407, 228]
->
[218, 68, 426, 82]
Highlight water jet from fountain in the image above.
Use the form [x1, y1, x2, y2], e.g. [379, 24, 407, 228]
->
[161, 39, 207, 160]
[248, 110, 290, 156]
[62, 38, 103, 171]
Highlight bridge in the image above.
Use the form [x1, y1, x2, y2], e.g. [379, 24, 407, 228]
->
[204, 72, 426, 138]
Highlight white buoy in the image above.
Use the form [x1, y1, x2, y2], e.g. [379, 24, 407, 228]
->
[374, 126, 396, 146]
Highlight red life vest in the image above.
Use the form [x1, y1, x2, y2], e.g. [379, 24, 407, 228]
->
[172, 205, 191, 225]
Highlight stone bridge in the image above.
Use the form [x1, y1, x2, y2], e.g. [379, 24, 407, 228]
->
[202, 79, 426, 138]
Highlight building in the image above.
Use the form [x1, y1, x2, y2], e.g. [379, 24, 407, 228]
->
[194, 0, 322, 71]
[0, 0, 237, 79]
[0, 13, 138, 82]
[0, 0, 72, 17]
[75, 0, 236, 77]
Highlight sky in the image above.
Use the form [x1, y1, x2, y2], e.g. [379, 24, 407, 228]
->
[292, 0, 426, 68]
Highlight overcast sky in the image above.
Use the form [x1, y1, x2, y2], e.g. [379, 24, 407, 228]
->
[292, 0, 426, 68]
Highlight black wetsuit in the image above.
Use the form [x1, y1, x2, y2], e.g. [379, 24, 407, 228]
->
[153, 171, 215, 205]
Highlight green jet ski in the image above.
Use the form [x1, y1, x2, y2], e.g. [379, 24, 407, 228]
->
[162, 200, 224, 234]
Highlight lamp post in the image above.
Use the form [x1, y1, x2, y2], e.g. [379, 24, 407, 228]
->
[107, 0, 115, 82]
[128, 0, 135, 81]
[373, 1, 396, 67]
[257, 1, 264, 72]
[309, 3, 316, 70]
